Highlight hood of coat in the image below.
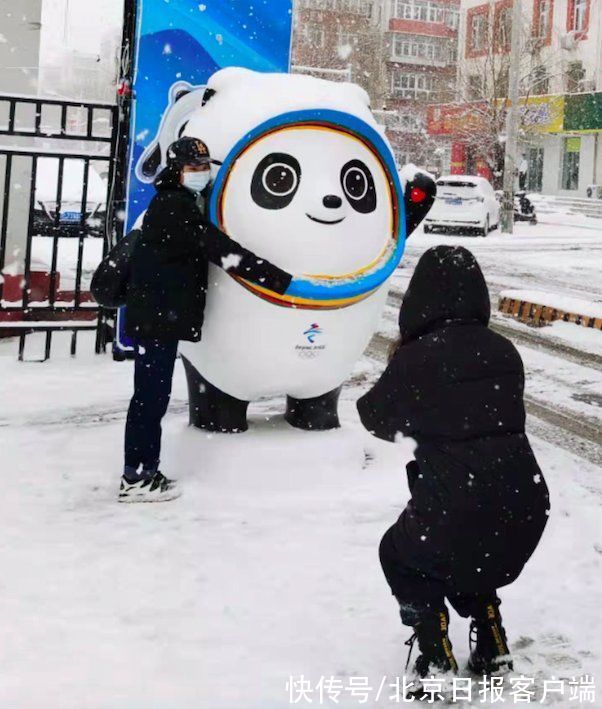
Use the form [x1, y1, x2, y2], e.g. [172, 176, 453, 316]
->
[398, 245, 490, 342]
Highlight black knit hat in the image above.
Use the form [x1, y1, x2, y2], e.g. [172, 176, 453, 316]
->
[166, 137, 211, 168]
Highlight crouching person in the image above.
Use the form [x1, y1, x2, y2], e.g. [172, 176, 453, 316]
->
[357, 245, 549, 694]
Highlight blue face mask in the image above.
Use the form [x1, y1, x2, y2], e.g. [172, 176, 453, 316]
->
[182, 171, 211, 194]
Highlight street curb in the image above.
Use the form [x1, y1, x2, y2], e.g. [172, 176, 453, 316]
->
[498, 296, 602, 330]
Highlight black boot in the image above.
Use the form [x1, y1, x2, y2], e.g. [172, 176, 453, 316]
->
[404, 610, 458, 698]
[468, 602, 513, 675]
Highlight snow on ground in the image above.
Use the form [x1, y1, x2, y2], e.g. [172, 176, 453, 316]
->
[0, 213, 600, 707]
[393, 213, 602, 306]
[0, 333, 600, 708]
[489, 316, 602, 359]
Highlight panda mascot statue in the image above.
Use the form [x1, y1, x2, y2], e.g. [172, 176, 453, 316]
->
[171, 67, 435, 433]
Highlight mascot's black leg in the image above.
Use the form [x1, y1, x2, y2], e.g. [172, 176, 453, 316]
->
[285, 386, 342, 431]
[181, 356, 249, 433]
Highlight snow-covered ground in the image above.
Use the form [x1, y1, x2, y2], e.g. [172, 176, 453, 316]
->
[0, 213, 600, 708]
[393, 213, 602, 305]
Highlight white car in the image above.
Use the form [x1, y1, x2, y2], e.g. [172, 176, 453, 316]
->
[423, 175, 500, 236]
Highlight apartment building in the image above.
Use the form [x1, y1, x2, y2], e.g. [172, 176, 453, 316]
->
[291, 0, 385, 102]
[379, 0, 461, 170]
[428, 0, 602, 196]
[292, 0, 462, 172]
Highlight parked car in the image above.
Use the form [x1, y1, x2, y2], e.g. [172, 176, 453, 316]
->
[423, 175, 500, 236]
[33, 158, 108, 238]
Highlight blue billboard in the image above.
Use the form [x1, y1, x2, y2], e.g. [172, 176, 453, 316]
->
[116, 0, 293, 353]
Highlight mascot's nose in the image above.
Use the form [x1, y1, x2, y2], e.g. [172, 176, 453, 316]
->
[323, 194, 343, 209]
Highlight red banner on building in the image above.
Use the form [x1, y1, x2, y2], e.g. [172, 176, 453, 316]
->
[427, 102, 488, 136]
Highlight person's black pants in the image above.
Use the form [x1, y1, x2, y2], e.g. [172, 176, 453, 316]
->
[124, 339, 179, 476]
[379, 525, 500, 627]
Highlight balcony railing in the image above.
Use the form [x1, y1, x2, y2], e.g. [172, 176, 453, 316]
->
[390, 53, 449, 68]
[297, 0, 373, 17]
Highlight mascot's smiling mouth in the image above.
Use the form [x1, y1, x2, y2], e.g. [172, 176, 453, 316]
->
[306, 214, 346, 225]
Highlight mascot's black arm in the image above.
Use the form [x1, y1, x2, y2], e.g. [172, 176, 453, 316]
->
[152, 189, 292, 295]
[404, 171, 437, 238]
[195, 218, 292, 295]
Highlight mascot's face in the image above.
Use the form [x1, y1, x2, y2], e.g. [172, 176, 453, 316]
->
[218, 125, 396, 275]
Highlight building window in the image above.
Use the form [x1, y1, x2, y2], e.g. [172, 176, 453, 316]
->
[527, 146, 544, 192]
[470, 13, 487, 52]
[391, 71, 435, 98]
[495, 70, 509, 98]
[565, 60, 585, 92]
[572, 0, 587, 31]
[338, 30, 357, 46]
[468, 74, 483, 100]
[446, 8, 460, 30]
[532, 65, 549, 94]
[302, 26, 325, 47]
[392, 0, 445, 23]
[561, 137, 580, 190]
[534, 0, 551, 38]
[398, 113, 423, 131]
[498, 7, 512, 48]
[392, 35, 446, 62]
[395, 150, 411, 166]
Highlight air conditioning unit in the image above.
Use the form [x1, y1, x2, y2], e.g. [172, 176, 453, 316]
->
[586, 184, 602, 199]
[560, 31, 578, 50]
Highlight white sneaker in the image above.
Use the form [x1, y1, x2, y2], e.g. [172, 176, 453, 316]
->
[118, 471, 181, 503]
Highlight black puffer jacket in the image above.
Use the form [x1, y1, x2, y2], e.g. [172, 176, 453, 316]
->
[125, 172, 292, 342]
[357, 245, 549, 592]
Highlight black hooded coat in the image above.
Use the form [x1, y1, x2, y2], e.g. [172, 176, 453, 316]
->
[357, 246, 550, 593]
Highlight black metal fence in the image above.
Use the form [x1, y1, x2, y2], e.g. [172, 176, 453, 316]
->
[0, 95, 119, 360]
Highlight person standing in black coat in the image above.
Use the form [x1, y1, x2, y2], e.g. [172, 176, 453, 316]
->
[120, 137, 292, 503]
[357, 245, 549, 690]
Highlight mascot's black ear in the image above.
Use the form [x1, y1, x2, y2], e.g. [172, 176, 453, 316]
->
[201, 88, 216, 106]
[141, 143, 162, 178]
[404, 171, 436, 238]
[174, 88, 191, 103]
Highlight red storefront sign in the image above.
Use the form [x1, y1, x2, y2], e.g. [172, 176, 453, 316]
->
[427, 102, 488, 136]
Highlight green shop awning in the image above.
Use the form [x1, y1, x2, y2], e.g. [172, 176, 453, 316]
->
[564, 93, 602, 132]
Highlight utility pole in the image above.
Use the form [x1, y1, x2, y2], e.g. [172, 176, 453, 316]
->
[500, 0, 523, 234]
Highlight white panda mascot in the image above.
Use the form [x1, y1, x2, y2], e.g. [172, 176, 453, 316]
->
[178, 67, 435, 432]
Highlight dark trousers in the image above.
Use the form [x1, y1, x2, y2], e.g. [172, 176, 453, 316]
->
[124, 339, 179, 475]
[379, 526, 500, 627]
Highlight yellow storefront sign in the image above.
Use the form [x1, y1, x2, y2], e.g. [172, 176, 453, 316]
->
[495, 95, 565, 134]
[520, 95, 564, 133]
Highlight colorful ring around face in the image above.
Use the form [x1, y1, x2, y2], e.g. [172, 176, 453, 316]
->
[209, 109, 406, 309]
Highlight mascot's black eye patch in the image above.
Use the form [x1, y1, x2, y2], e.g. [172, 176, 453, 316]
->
[251, 153, 301, 210]
[340, 159, 377, 213]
